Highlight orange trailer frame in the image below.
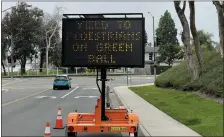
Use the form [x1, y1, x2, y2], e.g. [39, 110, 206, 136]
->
[65, 68, 140, 137]
[66, 96, 139, 136]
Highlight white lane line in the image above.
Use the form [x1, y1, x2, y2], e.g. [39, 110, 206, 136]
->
[34, 96, 56, 99]
[89, 96, 98, 98]
[2, 79, 25, 86]
[74, 96, 98, 99]
[2, 89, 9, 92]
[82, 88, 98, 90]
[61, 86, 79, 98]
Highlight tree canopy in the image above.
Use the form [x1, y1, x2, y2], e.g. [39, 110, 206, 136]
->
[155, 10, 182, 66]
[2, 2, 44, 74]
[1, 2, 63, 74]
[197, 30, 215, 51]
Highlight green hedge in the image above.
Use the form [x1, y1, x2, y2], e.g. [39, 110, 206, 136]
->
[155, 51, 223, 98]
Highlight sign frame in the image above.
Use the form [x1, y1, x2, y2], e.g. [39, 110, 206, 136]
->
[61, 14, 145, 68]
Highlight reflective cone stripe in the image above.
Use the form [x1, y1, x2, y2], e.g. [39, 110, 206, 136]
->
[57, 115, 62, 120]
[44, 122, 51, 137]
[58, 107, 62, 115]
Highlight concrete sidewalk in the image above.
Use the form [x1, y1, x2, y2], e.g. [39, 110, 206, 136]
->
[114, 84, 202, 136]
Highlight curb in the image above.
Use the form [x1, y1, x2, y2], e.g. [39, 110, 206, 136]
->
[112, 83, 155, 137]
[112, 83, 154, 106]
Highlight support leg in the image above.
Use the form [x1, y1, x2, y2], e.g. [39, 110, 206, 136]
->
[101, 68, 109, 121]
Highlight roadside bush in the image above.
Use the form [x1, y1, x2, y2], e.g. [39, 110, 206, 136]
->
[155, 51, 223, 98]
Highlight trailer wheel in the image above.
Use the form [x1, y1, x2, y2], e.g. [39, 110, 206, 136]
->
[129, 131, 138, 137]
[129, 126, 139, 137]
[67, 132, 77, 137]
[66, 129, 77, 137]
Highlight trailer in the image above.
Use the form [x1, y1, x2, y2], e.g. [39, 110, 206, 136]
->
[61, 13, 145, 137]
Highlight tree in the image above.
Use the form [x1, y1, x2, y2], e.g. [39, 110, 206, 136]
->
[50, 41, 62, 67]
[177, 46, 186, 60]
[44, 6, 64, 74]
[48, 27, 61, 67]
[197, 30, 215, 51]
[189, 1, 203, 76]
[2, 2, 44, 74]
[34, 19, 46, 72]
[174, 1, 198, 80]
[144, 30, 148, 46]
[213, 1, 224, 58]
[155, 10, 181, 66]
[1, 23, 8, 76]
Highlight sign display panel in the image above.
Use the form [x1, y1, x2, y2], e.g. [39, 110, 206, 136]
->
[62, 17, 145, 68]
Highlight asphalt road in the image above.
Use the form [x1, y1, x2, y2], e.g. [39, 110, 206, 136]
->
[2, 75, 154, 136]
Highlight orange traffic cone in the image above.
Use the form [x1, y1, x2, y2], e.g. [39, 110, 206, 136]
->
[53, 106, 65, 129]
[44, 122, 51, 137]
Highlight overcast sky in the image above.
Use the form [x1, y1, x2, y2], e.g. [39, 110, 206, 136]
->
[1, 2, 219, 45]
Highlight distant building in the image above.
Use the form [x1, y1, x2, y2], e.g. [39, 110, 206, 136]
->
[144, 46, 159, 65]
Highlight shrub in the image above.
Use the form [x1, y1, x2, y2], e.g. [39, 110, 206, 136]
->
[155, 51, 223, 98]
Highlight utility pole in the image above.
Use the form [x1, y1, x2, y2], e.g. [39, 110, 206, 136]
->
[126, 68, 129, 86]
[148, 12, 157, 81]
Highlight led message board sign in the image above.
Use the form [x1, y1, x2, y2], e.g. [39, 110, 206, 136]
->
[62, 17, 145, 68]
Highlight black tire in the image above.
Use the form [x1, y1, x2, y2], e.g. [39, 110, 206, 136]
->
[129, 126, 138, 137]
[69, 85, 71, 88]
[66, 86, 70, 90]
[67, 132, 77, 137]
[129, 132, 138, 137]
[53, 86, 56, 90]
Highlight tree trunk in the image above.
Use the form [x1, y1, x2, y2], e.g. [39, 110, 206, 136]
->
[21, 55, 26, 75]
[213, 1, 224, 58]
[174, 1, 198, 80]
[189, 1, 203, 76]
[40, 50, 44, 72]
[46, 47, 49, 75]
[1, 60, 6, 76]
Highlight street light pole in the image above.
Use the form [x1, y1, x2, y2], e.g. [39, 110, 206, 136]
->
[148, 12, 157, 81]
